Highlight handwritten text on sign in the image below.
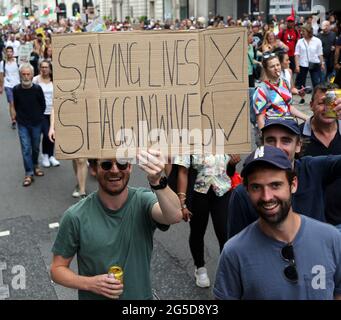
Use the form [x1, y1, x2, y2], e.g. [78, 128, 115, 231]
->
[52, 28, 250, 159]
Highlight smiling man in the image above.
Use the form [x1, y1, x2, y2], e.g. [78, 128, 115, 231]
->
[50, 149, 182, 300]
[300, 84, 341, 232]
[227, 117, 341, 239]
[214, 145, 341, 300]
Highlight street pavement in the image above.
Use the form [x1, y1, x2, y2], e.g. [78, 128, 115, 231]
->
[0, 85, 313, 300]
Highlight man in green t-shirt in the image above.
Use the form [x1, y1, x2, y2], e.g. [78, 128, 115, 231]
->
[51, 149, 182, 300]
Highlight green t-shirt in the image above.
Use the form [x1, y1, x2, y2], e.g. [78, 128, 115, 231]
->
[52, 187, 167, 300]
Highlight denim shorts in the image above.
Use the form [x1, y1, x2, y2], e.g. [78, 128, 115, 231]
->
[4, 87, 14, 103]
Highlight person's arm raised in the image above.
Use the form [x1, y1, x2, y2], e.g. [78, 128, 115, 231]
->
[138, 149, 182, 225]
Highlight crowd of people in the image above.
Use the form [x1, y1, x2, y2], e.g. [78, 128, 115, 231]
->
[1, 11, 341, 300]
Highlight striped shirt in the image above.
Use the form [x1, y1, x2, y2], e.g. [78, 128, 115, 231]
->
[253, 78, 292, 118]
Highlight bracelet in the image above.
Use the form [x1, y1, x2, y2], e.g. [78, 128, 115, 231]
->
[181, 204, 187, 209]
[177, 192, 187, 196]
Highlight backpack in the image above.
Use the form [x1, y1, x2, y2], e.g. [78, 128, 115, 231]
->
[1, 59, 5, 76]
[1, 59, 19, 77]
[167, 156, 197, 212]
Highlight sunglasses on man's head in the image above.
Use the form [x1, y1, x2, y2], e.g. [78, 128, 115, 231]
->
[98, 160, 129, 171]
[281, 243, 298, 283]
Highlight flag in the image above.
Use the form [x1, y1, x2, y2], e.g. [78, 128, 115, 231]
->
[291, 4, 295, 18]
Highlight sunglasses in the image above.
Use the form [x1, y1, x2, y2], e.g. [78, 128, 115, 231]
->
[281, 243, 298, 283]
[267, 115, 296, 121]
[263, 52, 277, 60]
[98, 160, 129, 171]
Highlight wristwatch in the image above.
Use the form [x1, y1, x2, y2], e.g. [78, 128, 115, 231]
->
[149, 176, 168, 190]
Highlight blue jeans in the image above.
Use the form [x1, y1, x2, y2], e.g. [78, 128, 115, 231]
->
[17, 123, 42, 176]
[295, 66, 322, 89]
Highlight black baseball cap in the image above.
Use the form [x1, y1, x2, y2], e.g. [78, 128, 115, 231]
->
[261, 118, 301, 136]
[241, 145, 292, 178]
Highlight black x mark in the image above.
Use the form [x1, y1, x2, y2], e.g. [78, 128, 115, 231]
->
[208, 36, 240, 84]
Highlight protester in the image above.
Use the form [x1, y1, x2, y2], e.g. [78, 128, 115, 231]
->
[295, 23, 324, 105]
[333, 28, 341, 87]
[0, 35, 5, 62]
[214, 145, 341, 300]
[0, 46, 20, 129]
[50, 149, 182, 300]
[300, 84, 341, 232]
[251, 21, 263, 50]
[247, 30, 262, 88]
[317, 21, 336, 82]
[227, 117, 341, 239]
[276, 49, 297, 93]
[33, 60, 60, 168]
[12, 63, 45, 186]
[261, 31, 288, 53]
[253, 52, 309, 129]
[5, 33, 20, 61]
[174, 154, 240, 288]
[277, 16, 300, 72]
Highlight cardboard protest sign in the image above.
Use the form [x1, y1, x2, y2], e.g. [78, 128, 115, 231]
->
[52, 28, 250, 159]
[18, 43, 33, 64]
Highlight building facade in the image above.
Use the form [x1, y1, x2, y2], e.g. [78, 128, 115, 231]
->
[2, 0, 341, 23]
[99, 0, 163, 21]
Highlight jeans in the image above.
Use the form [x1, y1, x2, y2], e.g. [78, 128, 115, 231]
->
[295, 66, 322, 89]
[17, 123, 42, 176]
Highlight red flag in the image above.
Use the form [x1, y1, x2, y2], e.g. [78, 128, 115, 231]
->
[291, 4, 295, 18]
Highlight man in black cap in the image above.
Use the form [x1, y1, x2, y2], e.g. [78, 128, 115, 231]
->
[214, 145, 341, 300]
[227, 117, 341, 239]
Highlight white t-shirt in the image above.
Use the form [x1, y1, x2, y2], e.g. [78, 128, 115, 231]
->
[33, 75, 53, 115]
[294, 37, 323, 67]
[0, 60, 20, 88]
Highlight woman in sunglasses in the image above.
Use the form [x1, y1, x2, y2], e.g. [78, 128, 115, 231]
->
[253, 52, 309, 130]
